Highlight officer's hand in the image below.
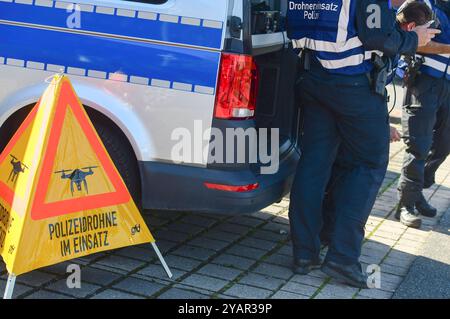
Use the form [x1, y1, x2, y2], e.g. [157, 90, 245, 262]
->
[413, 26, 441, 47]
[390, 126, 401, 143]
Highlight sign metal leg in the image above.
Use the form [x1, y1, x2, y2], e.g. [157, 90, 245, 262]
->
[151, 242, 173, 279]
[3, 273, 16, 299]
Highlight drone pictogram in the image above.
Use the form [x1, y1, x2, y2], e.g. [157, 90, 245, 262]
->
[8, 155, 28, 184]
[54, 166, 98, 196]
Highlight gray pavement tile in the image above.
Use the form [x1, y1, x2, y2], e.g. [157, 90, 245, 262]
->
[276, 244, 293, 256]
[212, 254, 256, 270]
[79, 267, 122, 286]
[94, 255, 146, 272]
[223, 284, 272, 299]
[387, 250, 418, 261]
[239, 237, 279, 251]
[215, 222, 251, 235]
[163, 255, 203, 272]
[173, 284, 215, 296]
[74, 252, 109, 264]
[144, 216, 169, 228]
[182, 274, 229, 292]
[88, 263, 128, 275]
[14, 271, 57, 287]
[188, 237, 230, 252]
[113, 277, 165, 297]
[91, 289, 144, 299]
[271, 291, 310, 299]
[154, 229, 191, 243]
[238, 273, 285, 291]
[215, 294, 236, 299]
[180, 215, 218, 228]
[172, 245, 216, 261]
[379, 272, 405, 285]
[251, 229, 288, 242]
[158, 287, 210, 299]
[166, 222, 205, 236]
[0, 280, 33, 299]
[197, 264, 242, 281]
[280, 281, 318, 296]
[264, 253, 292, 268]
[315, 282, 359, 299]
[25, 290, 74, 299]
[253, 263, 293, 280]
[203, 230, 242, 243]
[46, 279, 101, 298]
[228, 216, 265, 227]
[261, 222, 290, 233]
[115, 246, 157, 262]
[226, 245, 267, 260]
[379, 263, 409, 276]
[358, 288, 394, 299]
[290, 274, 326, 288]
[308, 269, 328, 279]
[146, 240, 178, 253]
[41, 261, 83, 275]
[136, 264, 186, 281]
[250, 211, 275, 220]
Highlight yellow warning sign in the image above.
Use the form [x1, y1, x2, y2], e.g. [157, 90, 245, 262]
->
[0, 75, 155, 276]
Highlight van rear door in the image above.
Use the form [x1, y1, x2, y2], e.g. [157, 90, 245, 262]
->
[247, 0, 300, 159]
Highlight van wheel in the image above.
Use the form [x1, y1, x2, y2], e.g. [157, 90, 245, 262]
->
[86, 109, 142, 209]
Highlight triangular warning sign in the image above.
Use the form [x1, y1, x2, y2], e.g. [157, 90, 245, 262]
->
[0, 75, 157, 277]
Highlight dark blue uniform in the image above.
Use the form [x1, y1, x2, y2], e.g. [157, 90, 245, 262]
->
[398, 1, 450, 207]
[287, 0, 418, 268]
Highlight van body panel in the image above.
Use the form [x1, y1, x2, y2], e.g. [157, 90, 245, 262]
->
[0, 0, 301, 214]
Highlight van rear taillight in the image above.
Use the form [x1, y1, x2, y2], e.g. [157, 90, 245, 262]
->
[214, 53, 259, 120]
[204, 182, 259, 192]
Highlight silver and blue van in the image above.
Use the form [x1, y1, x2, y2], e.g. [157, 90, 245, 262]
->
[0, 0, 300, 214]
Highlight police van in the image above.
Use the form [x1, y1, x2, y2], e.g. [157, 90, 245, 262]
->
[0, 0, 300, 214]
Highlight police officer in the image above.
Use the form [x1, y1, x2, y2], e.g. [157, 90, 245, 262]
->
[321, 1, 434, 247]
[397, 0, 450, 228]
[287, 0, 438, 288]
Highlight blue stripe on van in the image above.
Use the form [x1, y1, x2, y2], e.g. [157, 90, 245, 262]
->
[0, 2, 223, 49]
[0, 23, 220, 93]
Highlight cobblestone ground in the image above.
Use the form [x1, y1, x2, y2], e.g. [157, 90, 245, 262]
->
[1, 123, 450, 299]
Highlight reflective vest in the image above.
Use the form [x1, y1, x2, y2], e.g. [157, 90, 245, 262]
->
[287, 0, 378, 75]
[417, 0, 450, 80]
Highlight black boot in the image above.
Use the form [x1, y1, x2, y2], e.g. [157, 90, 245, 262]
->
[395, 204, 422, 228]
[321, 261, 369, 289]
[415, 194, 437, 217]
[293, 258, 322, 275]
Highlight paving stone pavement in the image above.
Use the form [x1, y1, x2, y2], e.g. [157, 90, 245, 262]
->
[1, 123, 450, 299]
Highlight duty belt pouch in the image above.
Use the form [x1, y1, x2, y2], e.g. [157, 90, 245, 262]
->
[403, 85, 413, 107]
[370, 54, 391, 97]
[299, 49, 311, 71]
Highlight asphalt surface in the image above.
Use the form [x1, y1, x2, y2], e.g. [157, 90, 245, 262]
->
[394, 207, 450, 299]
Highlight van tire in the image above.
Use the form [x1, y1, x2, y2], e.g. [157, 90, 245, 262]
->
[86, 109, 142, 209]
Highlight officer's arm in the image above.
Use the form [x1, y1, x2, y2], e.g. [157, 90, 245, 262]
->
[356, 0, 418, 57]
[418, 41, 450, 54]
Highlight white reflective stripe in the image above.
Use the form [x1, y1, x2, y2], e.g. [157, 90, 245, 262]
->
[422, 56, 448, 72]
[336, 0, 352, 43]
[439, 54, 450, 59]
[365, 50, 383, 59]
[293, 36, 363, 53]
[317, 53, 365, 70]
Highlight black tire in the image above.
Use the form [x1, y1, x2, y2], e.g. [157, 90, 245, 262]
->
[86, 108, 142, 207]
